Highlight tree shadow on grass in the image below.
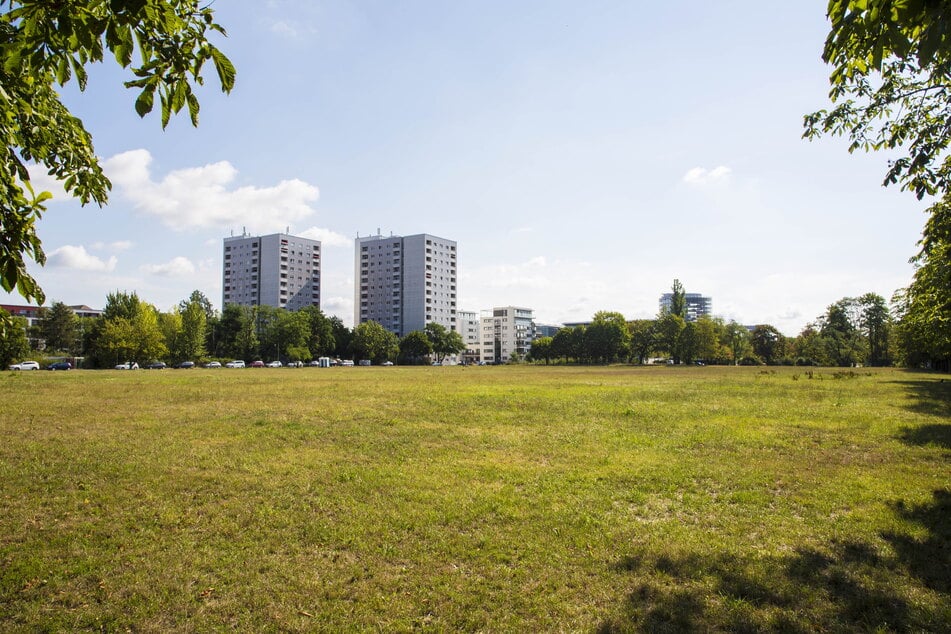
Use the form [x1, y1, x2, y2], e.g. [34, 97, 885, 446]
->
[598, 490, 951, 633]
[891, 376, 951, 420]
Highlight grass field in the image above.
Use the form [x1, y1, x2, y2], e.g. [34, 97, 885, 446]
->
[0, 365, 948, 631]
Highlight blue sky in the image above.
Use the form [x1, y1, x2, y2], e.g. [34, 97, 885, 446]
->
[12, 1, 927, 334]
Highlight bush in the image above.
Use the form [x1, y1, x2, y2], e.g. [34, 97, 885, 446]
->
[739, 355, 764, 366]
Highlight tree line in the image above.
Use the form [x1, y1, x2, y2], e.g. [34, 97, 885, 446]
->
[0, 291, 466, 368]
[528, 289, 902, 368]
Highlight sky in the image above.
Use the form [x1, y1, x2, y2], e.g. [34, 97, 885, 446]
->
[10, 1, 930, 335]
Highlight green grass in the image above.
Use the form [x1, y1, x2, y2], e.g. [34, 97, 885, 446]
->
[0, 366, 948, 631]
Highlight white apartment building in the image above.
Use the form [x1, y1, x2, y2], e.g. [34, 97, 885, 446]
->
[456, 309, 481, 364]
[355, 232, 457, 337]
[222, 232, 321, 310]
[480, 306, 535, 364]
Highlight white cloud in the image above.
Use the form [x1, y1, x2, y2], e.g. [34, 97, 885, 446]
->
[321, 296, 354, 325]
[92, 240, 134, 252]
[141, 257, 196, 277]
[47, 246, 117, 272]
[682, 165, 732, 186]
[102, 149, 320, 234]
[299, 226, 351, 247]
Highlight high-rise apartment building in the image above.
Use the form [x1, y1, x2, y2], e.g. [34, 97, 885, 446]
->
[480, 306, 535, 364]
[355, 232, 457, 337]
[659, 292, 712, 322]
[222, 232, 321, 310]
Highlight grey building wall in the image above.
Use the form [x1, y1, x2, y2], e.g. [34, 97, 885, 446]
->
[355, 232, 457, 337]
[223, 232, 321, 310]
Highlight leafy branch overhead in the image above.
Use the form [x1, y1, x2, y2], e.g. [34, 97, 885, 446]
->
[0, 0, 234, 304]
[803, 0, 951, 199]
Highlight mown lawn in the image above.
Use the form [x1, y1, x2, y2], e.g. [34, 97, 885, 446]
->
[0, 365, 948, 631]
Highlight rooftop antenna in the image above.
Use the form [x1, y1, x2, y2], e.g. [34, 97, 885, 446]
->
[377, 227, 381, 236]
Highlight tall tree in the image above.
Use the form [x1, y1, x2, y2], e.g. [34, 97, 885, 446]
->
[529, 336, 553, 365]
[234, 306, 260, 361]
[627, 319, 655, 364]
[819, 300, 868, 367]
[214, 304, 247, 359]
[424, 322, 464, 363]
[399, 330, 432, 365]
[655, 313, 686, 363]
[299, 305, 336, 357]
[668, 279, 687, 319]
[178, 293, 208, 361]
[586, 311, 630, 363]
[0, 309, 29, 367]
[859, 292, 892, 366]
[679, 321, 701, 364]
[39, 301, 79, 353]
[551, 327, 574, 364]
[329, 316, 352, 358]
[352, 321, 398, 364]
[722, 320, 751, 366]
[750, 324, 785, 365]
[90, 293, 166, 365]
[0, 1, 234, 305]
[694, 315, 721, 363]
[894, 201, 951, 369]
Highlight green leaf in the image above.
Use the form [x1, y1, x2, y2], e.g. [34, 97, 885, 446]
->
[210, 45, 236, 93]
[134, 86, 155, 118]
[186, 90, 200, 127]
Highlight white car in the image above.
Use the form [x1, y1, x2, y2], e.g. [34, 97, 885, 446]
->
[266, 360, 282, 368]
[205, 361, 222, 368]
[9, 360, 39, 371]
[225, 360, 246, 368]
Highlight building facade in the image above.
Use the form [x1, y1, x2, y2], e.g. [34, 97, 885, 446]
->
[456, 309, 481, 364]
[480, 306, 535, 364]
[222, 232, 321, 311]
[355, 232, 457, 337]
[659, 292, 713, 322]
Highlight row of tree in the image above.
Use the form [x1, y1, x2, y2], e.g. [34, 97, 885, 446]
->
[0, 284, 937, 369]
[1, 291, 468, 369]
[528, 292, 897, 368]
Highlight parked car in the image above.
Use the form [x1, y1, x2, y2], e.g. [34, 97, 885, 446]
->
[306, 359, 321, 367]
[9, 360, 40, 370]
[146, 361, 166, 370]
[266, 360, 282, 368]
[115, 362, 139, 370]
[47, 361, 72, 371]
[358, 359, 372, 366]
[205, 361, 222, 368]
[381, 361, 394, 366]
[225, 360, 245, 368]
[340, 360, 354, 367]
[176, 361, 195, 369]
[250, 360, 265, 368]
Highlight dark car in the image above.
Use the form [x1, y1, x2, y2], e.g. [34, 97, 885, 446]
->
[176, 361, 195, 369]
[47, 361, 72, 371]
[146, 361, 167, 370]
